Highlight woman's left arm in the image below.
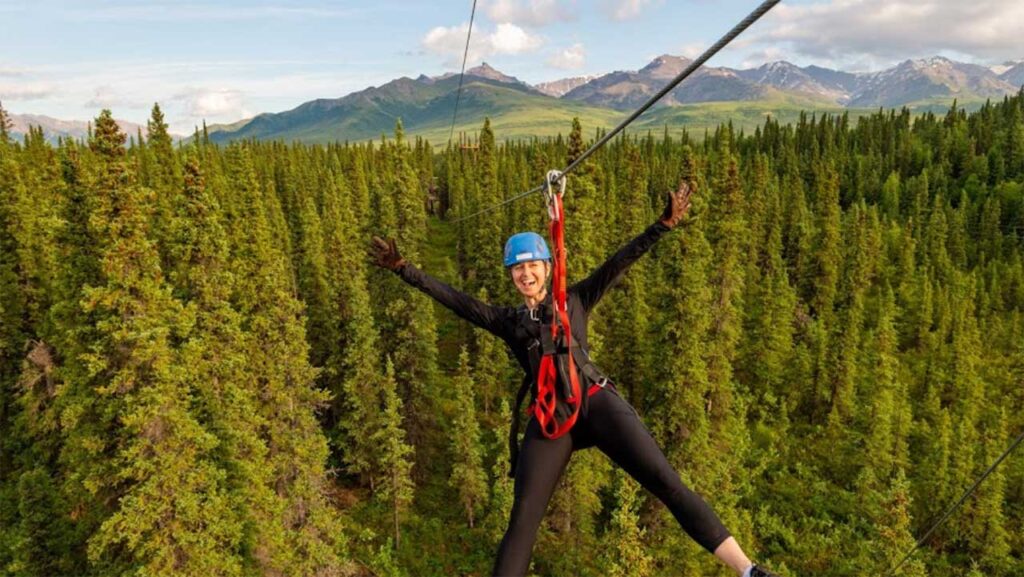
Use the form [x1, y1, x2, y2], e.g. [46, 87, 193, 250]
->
[571, 181, 693, 311]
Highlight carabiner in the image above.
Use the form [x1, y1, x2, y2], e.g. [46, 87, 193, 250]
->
[544, 169, 566, 222]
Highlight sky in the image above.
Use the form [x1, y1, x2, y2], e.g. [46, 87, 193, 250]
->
[2, 0, 1023, 134]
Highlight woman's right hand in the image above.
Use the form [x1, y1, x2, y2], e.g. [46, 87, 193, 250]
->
[369, 236, 406, 271]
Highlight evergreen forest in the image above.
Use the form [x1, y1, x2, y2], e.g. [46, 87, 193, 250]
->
[1, 94, 1023, 576]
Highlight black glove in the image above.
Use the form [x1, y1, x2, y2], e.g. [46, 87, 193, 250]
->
[369, 236, 406, 271]
[659, 180, 694, 229]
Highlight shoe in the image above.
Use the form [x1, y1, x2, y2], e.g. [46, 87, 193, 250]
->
[749, 565, 780, 577]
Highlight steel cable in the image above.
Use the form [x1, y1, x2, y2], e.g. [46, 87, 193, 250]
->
[453, 0, 781, 222]
[884, 426, 1024, 577]
[447, 0, 479, 147]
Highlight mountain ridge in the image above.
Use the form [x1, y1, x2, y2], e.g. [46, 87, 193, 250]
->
[11, 54, 1023, 145]
[8, 113, 151, 145]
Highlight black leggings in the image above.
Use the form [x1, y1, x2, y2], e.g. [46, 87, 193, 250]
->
[493, 387, 731, 577]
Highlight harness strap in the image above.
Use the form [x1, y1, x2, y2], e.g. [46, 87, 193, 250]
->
[508, 377, 607, 479]
[533, 181, 583, 440]
[508, 374, 532, 478]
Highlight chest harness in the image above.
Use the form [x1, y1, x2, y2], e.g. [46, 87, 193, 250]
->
[506, 171, 611, 476]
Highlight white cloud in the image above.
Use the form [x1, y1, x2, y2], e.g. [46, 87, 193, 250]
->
[603, 0, 657, 21]
[423, 22, 544, 67]
[547, 43, 586, 69]
[739, 46, 787, 69]
[175, 88, 249, 118]
[679, 43, 704, 60]
[85, 85, 133, 108]
[0, 83, 56, 101]
[483, 0, 576, 27]
[6, 58, 378, 133]
[491, 23, 544, 54]
[751, 0, 1024, 66]
[0, 65, 29, 77]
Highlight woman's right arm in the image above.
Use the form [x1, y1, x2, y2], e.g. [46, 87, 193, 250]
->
[371, 236, 506, 335]
[395, 263, 506, 334]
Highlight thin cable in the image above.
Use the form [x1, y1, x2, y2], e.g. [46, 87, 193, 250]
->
[560, 0, 779, 178]
[884, 426, 1024, 577]
[456, 183, 546, 222]
[452, 0, 780, 222]
[448, 0, 479, 146]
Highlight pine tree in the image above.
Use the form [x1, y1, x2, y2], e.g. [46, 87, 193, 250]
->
[468, 118, 507, 301]
[810, 160, 842, 418]
[0, 100, 11, 142]
[648, 159, 714, 475]
[292, 169, 337, 371]
[601, 142, 652, 402]
[10, 467, 77, 576]
[221, 143, 344, 574]
[60, 110, 243, 576]
[970, 407, 1011, 575]
[485, 398, 515, 542]
[738, 183, 797, 423]
[375, 358, 414, 548]
[471, 288, 510, 416]
[564, 117, 602, 281]
[166, 151, 283, 573]
[0, 111, 27, 476]
[701, 146, 749, 521]
[319, 168, 383, 483]
[448, 348, 487, 528]
[874, 470, 927, 577]
[599, 470, 653, 577]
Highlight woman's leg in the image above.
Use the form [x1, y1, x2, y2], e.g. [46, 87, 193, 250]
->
[714, 537, 754, 574]
[587, 390, 748, 571]
[492, 417, 574, 577]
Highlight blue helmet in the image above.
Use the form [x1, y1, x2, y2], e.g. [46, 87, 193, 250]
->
[503, 232, 551, 267]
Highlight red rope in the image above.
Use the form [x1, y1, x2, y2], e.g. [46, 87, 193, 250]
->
[533, 193, 582, 439]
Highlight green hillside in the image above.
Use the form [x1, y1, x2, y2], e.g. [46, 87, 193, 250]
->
[631, 98, 871, 135]
[207, 64, 1008, 147]
[209, 79, 626, 145]
[209, 81, 882, 146]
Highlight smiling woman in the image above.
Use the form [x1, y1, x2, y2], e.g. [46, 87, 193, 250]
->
[371, 181, 780, 577]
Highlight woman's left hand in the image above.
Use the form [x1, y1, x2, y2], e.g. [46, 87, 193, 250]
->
[659, 180, 694, 229]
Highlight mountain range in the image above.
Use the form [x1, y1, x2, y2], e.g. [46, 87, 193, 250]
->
[206, 55, 1023, 145]
[9, 55, 1024, 145]
[8, 114, 147, 145]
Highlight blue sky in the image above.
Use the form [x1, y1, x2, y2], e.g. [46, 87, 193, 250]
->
[2, 0, 1022, 133]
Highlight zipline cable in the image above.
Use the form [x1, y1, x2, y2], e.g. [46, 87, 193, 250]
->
[884, 426, 1024, 577]
[447, 0, 479, 146]
[453, 0, 780, 222]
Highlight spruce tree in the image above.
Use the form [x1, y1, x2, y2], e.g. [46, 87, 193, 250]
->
[599, 470, 653, 577]
[0, 100, 11, 142]
[474, 118, 504, 299]
[702, 147, 749, 524]
[221, 144, 344, 574]
[166, 151, 282, 574]
[448, 348, 487, 528]
[485, 398, 515, 541]
[375, 358, 414, 548]
[61, 110, 241, 576]
[471, 288, 509, 416]
[319, 169, 383, 483]
[875, 470, 927, 577]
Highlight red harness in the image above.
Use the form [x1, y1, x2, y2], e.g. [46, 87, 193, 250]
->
[531, 172, 603, 439]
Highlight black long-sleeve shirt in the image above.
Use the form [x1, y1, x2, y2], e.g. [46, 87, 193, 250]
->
[395, 221, 671, 380]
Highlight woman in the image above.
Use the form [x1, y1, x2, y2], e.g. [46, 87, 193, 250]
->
[370, 181, 778, 577]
